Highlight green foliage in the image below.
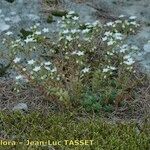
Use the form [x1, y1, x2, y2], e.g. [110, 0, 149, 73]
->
[82, 92, 102, 112]
[5, 0, 15, 3]
[82, 91, 116, 112]
[47, 15, 54, 23]
[0, 111, 149, 150]
[0, 62, 11, 77]
[51, 10, 68, 17]
[20, 28, 33, 39]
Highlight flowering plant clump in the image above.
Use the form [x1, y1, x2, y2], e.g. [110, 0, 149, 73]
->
[1, 11, 141, 111]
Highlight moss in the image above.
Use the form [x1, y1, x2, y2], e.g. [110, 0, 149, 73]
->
[0, 62, 11, 77]
[51, 10, 68, 17]
[20, 28, 33, 39]
[47, 14, 54, 23]
[146, 22, 150, 26]
[5, 0, 15, 3]
[0, 111, 149, 150]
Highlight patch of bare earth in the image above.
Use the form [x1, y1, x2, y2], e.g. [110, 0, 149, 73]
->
[0, 79, 58, 113]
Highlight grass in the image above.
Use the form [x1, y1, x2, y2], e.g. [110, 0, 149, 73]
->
[0, 111, 150, 150]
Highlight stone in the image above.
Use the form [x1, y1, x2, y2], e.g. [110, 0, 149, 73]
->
[12, 103, 28, 112]
[0, 21, 10, 32]
[143, 43, 150, 53]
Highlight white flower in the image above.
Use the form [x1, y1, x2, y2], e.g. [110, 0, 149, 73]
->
[5, 31, 13, 35]
[120, 48, 127, 53]
[66, 35, 73, 41]
[115, 20, 122, 24]
[124, 58, 135, 65]
[107, 52, 113, 55]
[33, 66, 41, 72]
[24, 36, 35, 43]
[122, 24, 125, 28]
[66, 14, 72, 18]
[122, 44, 128, 49]
[119, 15, 125, 18]
[68, 11, 75, 15]
[82, 29, 90, 33]
[13, 57, 21, 63]
[104, 31, 112, 36]
[124, 55, 135, 65]
[56, 77, 60, 81]
[102, 36, 107, 41]
[109, 66, 116, 70]
[62, 16, 65, 20]
[130, 21, 137, 25]
[27, 59, 35, 65]
[131, 45, 138, 50]
[41, 76, 45, 80]
[15, 75, 23, 80]
[72, 16, 79, 20]
[63, 29, 69, 34]
[71, 29, 78, 34]
[107, 39, 115, 46]
[51, 67, 57, 73]
[41, 75, 47, 80]
[35, 31, 41, 35]
[106, 22, 113, 26]
[76, 51, 84, 56]
[82, 67, 90, 73]
[92, 20, 100, 26]
[15, 39, 21, 43]
[42, 28, 49, 33]
[129, 16, 137, 20]
[44, 66, 51, 71]
[85, 23, 91, 26]
[124, 55, 131, 60]
[44, 61, 51, 65]
[113, 33, 123, 40]
[22, 68, 26, 71]
[103, 68, 109, 73]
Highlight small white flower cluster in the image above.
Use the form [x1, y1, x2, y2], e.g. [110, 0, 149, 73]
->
[27, 59, 56, 73]
[123, 55, 135, 65]
[82, 67, 90, 73]
[13, 57, 21, 63]
[103, 66, 116, 73]
[105, 15, 139, 34]
[59, 12, 100, 43]
[24, 35, 36, 44]
[15, 74, 28, 83]
[72, 50, 84, 56]
[15, 75, 23, 80]
[13, 57, 59, 83]
[102, 31, 124, 46]
[119, 44, 139, 53]
[5, 31, 13, 36]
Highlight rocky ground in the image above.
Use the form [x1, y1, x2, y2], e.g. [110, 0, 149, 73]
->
[0, 0, 150, 72]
